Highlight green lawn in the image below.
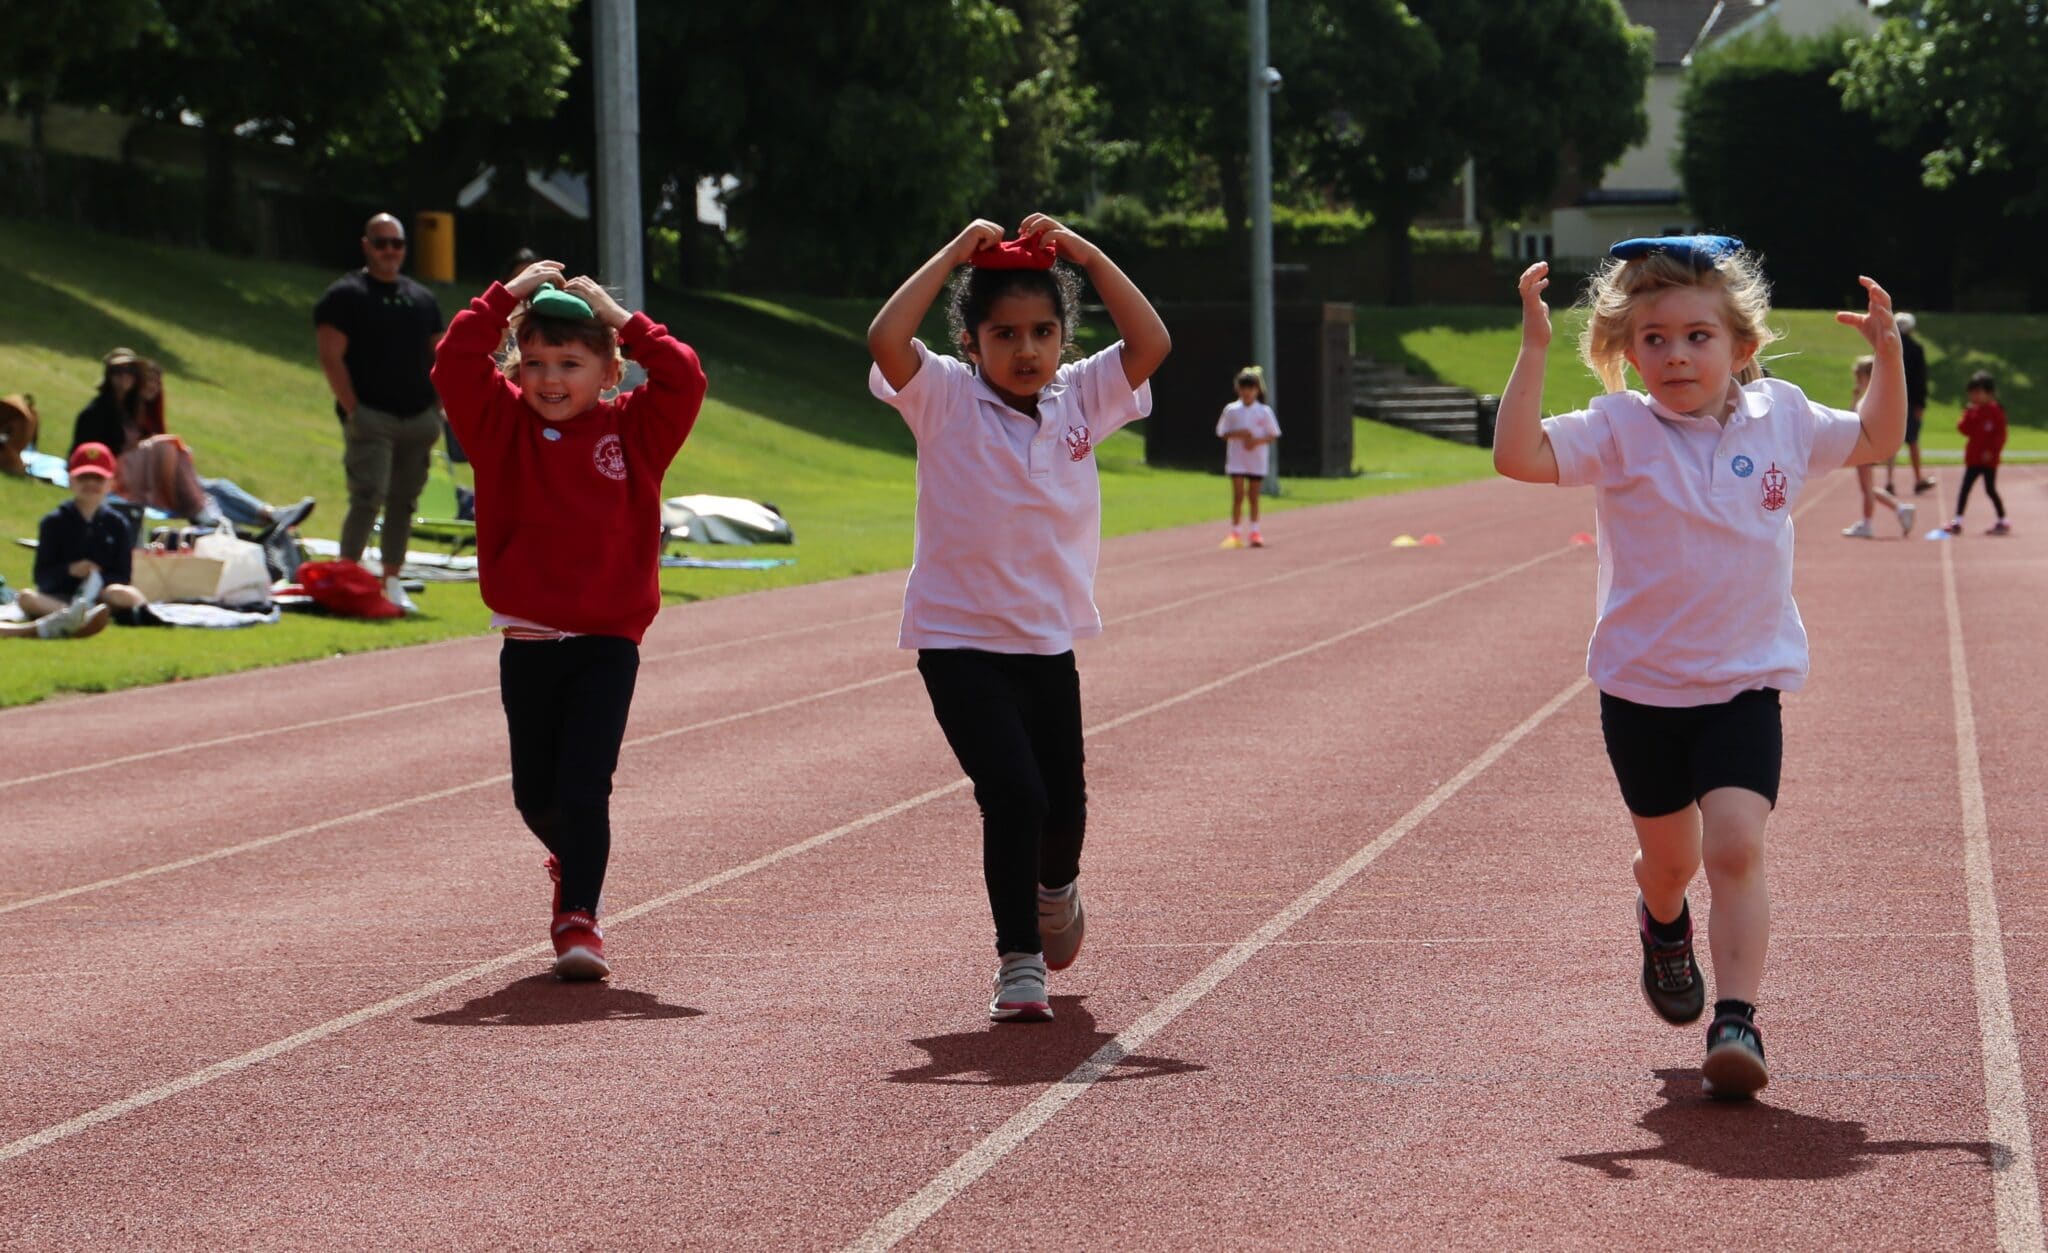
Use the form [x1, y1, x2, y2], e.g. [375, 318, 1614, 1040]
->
[1354, 303, 2048, 453]
[0, 219, 1487, 709]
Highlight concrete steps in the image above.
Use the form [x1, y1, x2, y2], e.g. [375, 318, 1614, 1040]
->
[1352, 362, 1489, 445]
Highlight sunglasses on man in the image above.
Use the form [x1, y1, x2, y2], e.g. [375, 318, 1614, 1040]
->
[369, 236, 407, 250]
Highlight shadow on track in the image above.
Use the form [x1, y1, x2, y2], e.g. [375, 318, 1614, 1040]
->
[415, 975, 704, 1027]
[1562, 1068, 2001, 1180]
[886, 995, 1205, 1087]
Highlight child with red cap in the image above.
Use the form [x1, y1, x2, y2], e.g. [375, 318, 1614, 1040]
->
[432, 260, 707, 981]
[868, 214, 1171, 1023]
[7, 443, 151, 639]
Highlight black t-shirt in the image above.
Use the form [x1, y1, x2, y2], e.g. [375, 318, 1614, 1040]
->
[313, 270, 445, 416]
[71, 389, 139, 456]
[1902, 333, 1928, 412]
[35, 499, 133, 597]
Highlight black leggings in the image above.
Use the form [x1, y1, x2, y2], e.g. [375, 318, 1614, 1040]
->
[1956, 465, 2005, 519]
[499, 635, 640, 914]
[918, 649, 1087, 956]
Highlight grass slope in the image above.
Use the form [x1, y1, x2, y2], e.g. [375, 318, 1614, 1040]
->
[0, 219, 1486, 708]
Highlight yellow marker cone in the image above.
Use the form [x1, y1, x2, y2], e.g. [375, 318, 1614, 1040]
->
[1390, 534, 1420, 547]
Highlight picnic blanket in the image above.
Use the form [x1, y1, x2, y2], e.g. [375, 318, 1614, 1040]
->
[298, 537, 479, 582]
[0, 601, 277, 629]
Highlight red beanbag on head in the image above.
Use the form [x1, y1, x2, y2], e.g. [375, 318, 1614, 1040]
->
[970, 234, 1058, 270]
[298, 559, 404, 619]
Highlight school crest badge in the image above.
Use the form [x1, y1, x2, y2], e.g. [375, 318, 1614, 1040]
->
[593, 433, 627, 481]
[1760, 462, 1787, 512]
[1064, 423, 1093, 462]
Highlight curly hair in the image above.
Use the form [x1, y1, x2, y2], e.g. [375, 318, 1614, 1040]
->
[499, 306, 624, 379]
[944, 263, 1085, 365]
[1577, 247, 1776, 394]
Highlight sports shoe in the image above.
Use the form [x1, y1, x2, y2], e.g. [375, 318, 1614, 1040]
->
[1896, 502, 1917, 535]
[1702, 1012, 1768, 1099]
[1247, 528, 1265, 548]
[1945, 519, 1964, 536]
[33, 595, 93, 639]
[1219, 533, 1244, 549]
[383, 576, 422, 616]
[1841, 519, 1873, 538]
[70, 603, 112, 640]
[1916, 476, 1939, 494]
[1988, 520, 2012, 536]
[1637, 895, 1705, 1025]
[550, 910, 610, 981]
[1038, 881, 1085, 971]
[989, 952, 1051, 1023]
[269, 496, 316, 535]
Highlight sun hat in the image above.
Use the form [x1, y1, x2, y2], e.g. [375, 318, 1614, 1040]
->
[528, 283, 596, 320]
[68, 441, 117, 479]
[969, 234, 1059, 270]
[1608, 235, 1744, 267]
[102, 347, 139, 370]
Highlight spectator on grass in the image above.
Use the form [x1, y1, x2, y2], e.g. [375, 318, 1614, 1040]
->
[314, 212, 445, 613]
[8, 442, 153, 639]
[1889, 312, 1936, 497]
[132, 361, 315, 535]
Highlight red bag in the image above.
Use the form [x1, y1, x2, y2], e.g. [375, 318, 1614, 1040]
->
[296, 559, 403, 619]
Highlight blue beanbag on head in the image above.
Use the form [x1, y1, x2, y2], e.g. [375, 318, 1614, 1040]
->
[1608, 235, 1744, 267]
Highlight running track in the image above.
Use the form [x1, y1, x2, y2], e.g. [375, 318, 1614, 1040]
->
[2, 467, 2043, 1249]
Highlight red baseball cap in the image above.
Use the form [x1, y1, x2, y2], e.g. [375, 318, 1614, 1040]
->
[68, 442, 117, 479]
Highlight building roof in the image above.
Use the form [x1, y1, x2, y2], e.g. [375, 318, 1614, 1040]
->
[1621, 0, 1759, 66]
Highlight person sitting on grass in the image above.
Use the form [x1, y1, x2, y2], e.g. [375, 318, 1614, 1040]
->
[8, 443, 153, 639]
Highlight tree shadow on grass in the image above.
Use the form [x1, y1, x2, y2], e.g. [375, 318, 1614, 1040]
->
[0, 267, 192, 380]
[886, 996, 1205, 1087]
[1562, 1068, 2000, 1181]
[415, 974, 704, 1027]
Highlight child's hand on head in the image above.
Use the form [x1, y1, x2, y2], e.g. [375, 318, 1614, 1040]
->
[506, 260, 566, 299]
[949, 220, 1006, 266]
[1517, 262, 1552, 349]
[1020, 213, 1100, 267]
[1836, 276, 1900, 361]
[563, 276, 631, 329]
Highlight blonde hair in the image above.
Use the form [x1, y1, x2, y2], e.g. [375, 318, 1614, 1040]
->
[1852, 354, 1874, 382]
[1577, 248, 1776, 394]
[1234, 365, 1266, 402]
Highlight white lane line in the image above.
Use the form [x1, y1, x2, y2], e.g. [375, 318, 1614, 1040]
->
[0, 670, 911, 918]
[0, 542, 1569, 1166]
[845, 674, 1590, 1252]
[1943, 540, 2046, 1253]
[0, 609, 900, 793]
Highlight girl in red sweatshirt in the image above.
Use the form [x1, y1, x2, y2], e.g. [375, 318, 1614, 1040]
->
[1949, 369, 2010, 536]
[432, 260, 708, 979]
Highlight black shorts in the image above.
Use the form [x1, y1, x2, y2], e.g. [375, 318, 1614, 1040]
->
[1599, 688, 1782, 817]
[1904, 414, 1923, 445]
[1230, 472, 1265, 482]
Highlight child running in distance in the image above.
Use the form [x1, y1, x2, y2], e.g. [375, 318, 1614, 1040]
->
[1841, 355, 1916, 538]
[1217, 366, 1280, 548]
[1947, 370, 2010, 536]
[868, 214, 1170, 1023]
[1492, 236, 1904, 1098]
[432, 261, 708, 980]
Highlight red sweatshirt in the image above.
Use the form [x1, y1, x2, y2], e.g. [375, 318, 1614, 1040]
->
[432, 283, 707, 642]
[1959, 400, 2007, 468]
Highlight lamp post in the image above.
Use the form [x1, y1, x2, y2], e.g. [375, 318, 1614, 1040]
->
[1249, 0, 1281, 497]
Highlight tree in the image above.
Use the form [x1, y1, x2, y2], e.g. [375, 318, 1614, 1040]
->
[0, 0, 158, 207]
[989, 0, 1087, 222]
[1837, 0, 2048, 216]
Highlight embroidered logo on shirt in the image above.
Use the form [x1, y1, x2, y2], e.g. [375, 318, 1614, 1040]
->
[593, 433, 627, 481]
[1731, 454, 1755, 478]
[1761, 462, 1787, 512]
[1063, 424, 1093, 462]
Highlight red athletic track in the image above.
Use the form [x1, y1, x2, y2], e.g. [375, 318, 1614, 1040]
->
[2, 467, 2042, 1250]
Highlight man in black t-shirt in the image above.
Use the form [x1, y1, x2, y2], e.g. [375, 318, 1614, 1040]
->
[314, 213, 445, 612]
[1889, 312, 1938, 497]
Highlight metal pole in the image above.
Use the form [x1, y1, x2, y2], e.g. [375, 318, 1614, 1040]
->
[593, 0, 644, 320]
[1249, 0, 1279, 497]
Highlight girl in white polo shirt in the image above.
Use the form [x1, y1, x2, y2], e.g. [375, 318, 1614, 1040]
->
[1493, 236, 1904, 1098]
[868, 214, 1170, 1024]
[1216, 366, 1280, 547]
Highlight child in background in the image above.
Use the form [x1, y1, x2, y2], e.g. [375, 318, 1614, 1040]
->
[1216, 366, 1280, 548]
[432, 261, 708, 980]
[11, 442, 151, 639]
[1947, 370, 2010, 536]
[1493, 236, 1903, 1098]
[868, 214, 1170, 1023]
[1841, 355, 1915, 538]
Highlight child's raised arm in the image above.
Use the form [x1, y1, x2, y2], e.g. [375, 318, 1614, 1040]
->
[868, 220, 1004, 392]
[432, 260, 566, 423]
[1021, 213, 1171, 389]
[1836, 276, 1906, 468]
[1493, 262, 1561, 484]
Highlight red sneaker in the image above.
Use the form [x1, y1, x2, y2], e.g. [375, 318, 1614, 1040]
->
[551, 910, 610, 981]
[542, 854, 562, 914]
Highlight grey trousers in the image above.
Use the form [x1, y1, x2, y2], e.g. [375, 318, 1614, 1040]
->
[340, 402, 441, 569]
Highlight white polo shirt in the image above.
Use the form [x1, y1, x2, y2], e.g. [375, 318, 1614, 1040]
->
[869, 339, 1152, 654]
[1216, 400, 1281, 476]
[1543, 378, 1863, 707]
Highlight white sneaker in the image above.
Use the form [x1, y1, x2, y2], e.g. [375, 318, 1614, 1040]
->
[989, 952, 1051, 1023]
[34, 597, 91, 638]
[1896, 503, 1916, 535]
[1841, 519, 1874, 538]
[383, 576, 422, 616]
[1038, 881, 1085, 971]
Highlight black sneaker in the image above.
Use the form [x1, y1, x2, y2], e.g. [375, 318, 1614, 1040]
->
[1637, 895, 1705, 1024]
[1702, 1012, 1768, 1099]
